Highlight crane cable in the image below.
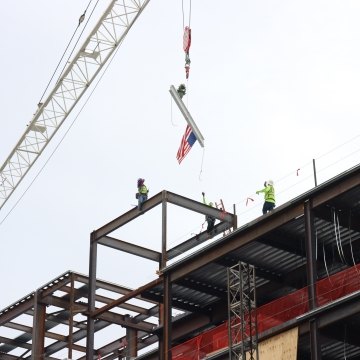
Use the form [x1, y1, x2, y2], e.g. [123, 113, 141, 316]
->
[0, 2, 124, 227]
[182, 0, 191, 29]
[38, 0, 99, 105]
[182, 0, 204, 178]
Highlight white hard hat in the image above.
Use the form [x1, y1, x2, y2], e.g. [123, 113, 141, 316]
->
[267, 180, 274, 186]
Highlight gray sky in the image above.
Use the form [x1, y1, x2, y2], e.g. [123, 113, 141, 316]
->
[1, 0, 360, 354]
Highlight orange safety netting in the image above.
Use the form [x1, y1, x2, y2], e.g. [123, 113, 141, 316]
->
[172, 264, 360, 359]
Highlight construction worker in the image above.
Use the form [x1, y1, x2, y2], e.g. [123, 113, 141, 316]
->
[177, 83, 186, 99]
[202, 192, 215, 233]
[137, 178, 149, 211]
[256, 180, 275, 214]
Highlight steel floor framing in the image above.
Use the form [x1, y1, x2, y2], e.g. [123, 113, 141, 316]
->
[1, 165, 360, 359]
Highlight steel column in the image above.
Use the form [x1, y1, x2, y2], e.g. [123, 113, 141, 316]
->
[304, 200, 321, 359]
[32, 290, 46, 360]
[233, 204, 237, 229]
[161, 275, 172, 360]
[86, 231, 98, 360]
[68, 273, 75, 359]
[126, 325, 138, 359]
[159, 195, 168, 353]
[162, 193, 167, 268]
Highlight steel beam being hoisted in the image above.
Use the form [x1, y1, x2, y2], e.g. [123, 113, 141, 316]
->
[169, 85, 205, 147]
[0, 0, 150, 211]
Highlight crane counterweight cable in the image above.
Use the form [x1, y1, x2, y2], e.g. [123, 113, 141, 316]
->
[38, 0, 98, 105]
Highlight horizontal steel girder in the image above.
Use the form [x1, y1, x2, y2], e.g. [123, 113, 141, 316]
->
[42, 295, 155, 332]
[167, 221, 232, 260]
[98, 235, 161, 262]
[92, 191, 236, 240]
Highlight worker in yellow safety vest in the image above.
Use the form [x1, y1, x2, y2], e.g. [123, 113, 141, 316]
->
[202, 192, 216, 233]
[256, 180, 275, 215]
[137, 178, 149, 211]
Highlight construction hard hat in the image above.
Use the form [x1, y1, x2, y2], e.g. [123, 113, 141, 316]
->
[267, 180, 274, 186]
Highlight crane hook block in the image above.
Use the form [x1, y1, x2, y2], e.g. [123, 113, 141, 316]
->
[183, 26, 191, 53]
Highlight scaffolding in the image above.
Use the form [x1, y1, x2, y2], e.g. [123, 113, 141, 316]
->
[227, 262, 258, 360]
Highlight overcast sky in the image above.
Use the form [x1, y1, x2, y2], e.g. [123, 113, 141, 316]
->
[1, 0, 360, 353]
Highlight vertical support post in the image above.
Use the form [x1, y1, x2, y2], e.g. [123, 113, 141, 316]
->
[68, 273, 75, 359]
[159, 193, 168, 360]
[163, 274, 172, 360]
[161, 193, 167, 268]
[233, 204, 237, 230]
[304, 200, 321, 359]
[32, 290, 46, 360]
[86, 231, 98, 360]
[313, 159, 318, 187]
[126, 325, 138, 359]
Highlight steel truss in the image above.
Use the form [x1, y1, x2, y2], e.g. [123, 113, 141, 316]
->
[0, 0, 150, 210]
[227, 261, 258, 360]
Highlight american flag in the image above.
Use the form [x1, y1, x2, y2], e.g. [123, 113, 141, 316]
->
[176, 125, 197, 164]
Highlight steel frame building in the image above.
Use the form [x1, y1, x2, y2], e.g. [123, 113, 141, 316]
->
[2, 165, 360, 359]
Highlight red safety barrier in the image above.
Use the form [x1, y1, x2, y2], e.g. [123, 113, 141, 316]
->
[171, 264, 360, 359]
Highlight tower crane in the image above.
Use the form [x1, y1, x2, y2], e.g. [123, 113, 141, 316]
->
[0, 0, 150, 211]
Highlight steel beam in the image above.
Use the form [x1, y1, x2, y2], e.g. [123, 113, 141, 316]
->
[141, 290, 205, 314]
[0, 352, 32, 360]
[98, 235, 161, 262]
[4, 322, 65, 341]
[86, 231, 97, 360]
[0, 296, 34, 326]
[97, 312, 155, 332]
[174, 277, 225, 298]
[78, 328, 155, 360]
[93, 191, 236, 241]
[32, 291, 46, 360]
[0, 335, 32, 350]
[162, 203, 304, 282]
[44, 319, 109, 356]
[92, 277, 162, 317]
[39, 299, 155, 351]
[169, 85, 205, 147]
[165, 191, 235, 223]
[216, 257, 283, 285]
[73, 272, 150, 299]
[37, 271, 72, 298]
[167, 221, 232, 260]
[311, 168, 360, 208]
[93, 192, 164, 239]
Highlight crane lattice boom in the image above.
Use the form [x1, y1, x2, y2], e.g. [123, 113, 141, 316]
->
[0, 0, 150, 210]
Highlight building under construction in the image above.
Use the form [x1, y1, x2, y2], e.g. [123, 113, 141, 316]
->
[1, 1, 360, 359]
[1, 163, 360, 359]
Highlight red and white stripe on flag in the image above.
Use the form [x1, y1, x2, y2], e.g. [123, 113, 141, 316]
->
[176, 125, 197, 164]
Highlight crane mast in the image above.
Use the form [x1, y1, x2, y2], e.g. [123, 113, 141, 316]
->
[0, 0, 150, 211]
